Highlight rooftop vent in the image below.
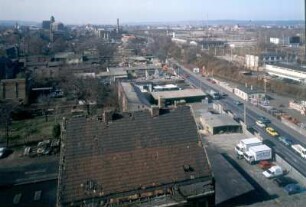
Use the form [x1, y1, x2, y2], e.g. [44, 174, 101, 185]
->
[82, 179, 103, 194]
[183, 164, 194, 172]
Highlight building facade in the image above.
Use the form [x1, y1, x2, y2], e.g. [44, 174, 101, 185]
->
[0, 79, 26, 102]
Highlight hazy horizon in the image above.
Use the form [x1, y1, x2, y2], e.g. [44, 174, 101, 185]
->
[0, 0, 304, 25]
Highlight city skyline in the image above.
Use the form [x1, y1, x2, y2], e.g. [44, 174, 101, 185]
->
[0, 0, 304, 25]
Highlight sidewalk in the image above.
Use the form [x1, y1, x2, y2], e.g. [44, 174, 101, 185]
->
[0, 145, 59, 169]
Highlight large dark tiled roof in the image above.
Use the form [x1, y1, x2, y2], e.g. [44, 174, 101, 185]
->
[59, 106, 212, 205]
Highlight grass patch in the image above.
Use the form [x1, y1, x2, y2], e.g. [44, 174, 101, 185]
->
[7, 116, 55, 145]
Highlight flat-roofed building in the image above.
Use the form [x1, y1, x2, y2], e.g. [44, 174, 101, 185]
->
[151, 89, 207, 107]
[265, 63, 306, 83]
[153, 84, 180, 92]
[200, 114, 242, 135]
[234, 85, 265, 101]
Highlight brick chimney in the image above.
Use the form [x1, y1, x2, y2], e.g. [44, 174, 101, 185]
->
[150, 105, 160, 117]
[103, 110, 114, 124]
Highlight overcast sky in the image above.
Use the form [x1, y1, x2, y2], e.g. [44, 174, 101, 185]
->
[0, 0, 304, 24]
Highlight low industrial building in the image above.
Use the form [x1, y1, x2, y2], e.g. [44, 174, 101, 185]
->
[245, 53, 285, 71]
[97, 65, 163, 82]
[57, 106, 215, 207]
[234, 85, 265, 101]
[0, 79, 26, 102]
[117, 82, 151, 112]
[151, 89, 207, 107]
[200, 114, 242, 135]
[53, 52, 83, 65]
[265, 63, 306, 83]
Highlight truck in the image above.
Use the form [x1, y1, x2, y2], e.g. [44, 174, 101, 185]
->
[208, 90, 220, 100]
[291, 144, 306, 159]
[262, 165, 283, 179]
[243, 144, 272, 164]
[235, 138, 262, 159]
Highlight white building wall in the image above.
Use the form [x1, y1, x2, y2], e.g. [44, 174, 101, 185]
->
[234, 88, 248, 101]
[245, 54, 259, 70]
[270, 37, 280, 45]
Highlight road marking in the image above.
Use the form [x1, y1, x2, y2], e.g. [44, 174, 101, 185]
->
[24, 169, 46, 175]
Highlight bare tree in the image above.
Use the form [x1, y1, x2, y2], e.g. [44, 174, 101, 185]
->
[0, 100, 18, 147]
[38, 94, 52, 122]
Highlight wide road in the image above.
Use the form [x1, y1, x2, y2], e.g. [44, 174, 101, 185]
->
[169, 59, 306, 177]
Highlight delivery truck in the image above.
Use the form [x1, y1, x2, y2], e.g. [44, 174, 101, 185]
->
[243, 144, 272, 164]
[235, 137, 262, 159]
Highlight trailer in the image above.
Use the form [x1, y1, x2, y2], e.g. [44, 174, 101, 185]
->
[291, 144, 306, 159]
[243, 144, 272, 164]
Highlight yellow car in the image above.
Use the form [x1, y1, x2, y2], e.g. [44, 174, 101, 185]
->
[266, 127, 279, 137]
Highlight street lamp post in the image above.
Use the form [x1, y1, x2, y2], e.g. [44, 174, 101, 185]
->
[230, 44, 235, 62]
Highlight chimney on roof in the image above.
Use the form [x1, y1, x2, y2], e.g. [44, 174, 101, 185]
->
[150, 105, 160, 117]
[103, 110, 114, 124]
[245, 83, 248, 88]
[251, 85, 253, 90]
[158, 96, 165, 108]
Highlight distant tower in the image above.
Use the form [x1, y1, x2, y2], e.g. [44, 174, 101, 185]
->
[15, 22, 19, 30]
[116, 18, 120, 33]
[50, 16, 55, 42]
[50, 16, 55, 23]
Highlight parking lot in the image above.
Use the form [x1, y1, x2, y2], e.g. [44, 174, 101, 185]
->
[203, 133, 306, 206]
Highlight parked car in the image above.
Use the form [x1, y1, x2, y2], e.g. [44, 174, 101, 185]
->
[0, 147, 8, 158]
[258, 160, 274, 170]
[262, 165, 283, 179]
[256, 120, 266, 128]
[278, 136, 293, 147]
[235, 101, 243, 106]
[284, 184, 306, 195]
[266, 127, 279, 137]
[273, 176, 297, 187]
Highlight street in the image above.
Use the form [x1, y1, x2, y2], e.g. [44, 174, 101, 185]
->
[170, 59, 306, 178]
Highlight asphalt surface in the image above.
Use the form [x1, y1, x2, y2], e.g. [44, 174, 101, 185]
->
[169, 59, 306, 178]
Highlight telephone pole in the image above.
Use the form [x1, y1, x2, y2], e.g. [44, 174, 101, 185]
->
[244, 103, 247, 126]
[304, 0, 306, 61]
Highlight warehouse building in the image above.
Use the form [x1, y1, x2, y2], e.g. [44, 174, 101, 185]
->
[200, 114, 242, 135]
[151, 89, 207, 107]
[265, 63, 306, 83]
